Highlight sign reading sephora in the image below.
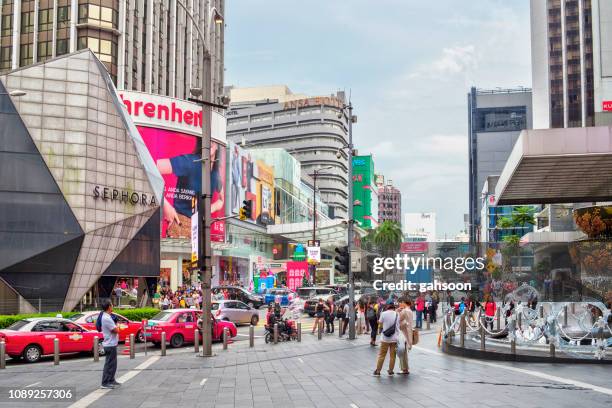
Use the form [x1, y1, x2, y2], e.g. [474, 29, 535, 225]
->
[93, 185, 158, 206]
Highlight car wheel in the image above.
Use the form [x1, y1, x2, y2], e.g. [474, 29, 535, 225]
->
[136, 330, 145, 343]
[22, 344, 42, 363]
[170, 334, 184, 348]
[250, 315, 259, 326]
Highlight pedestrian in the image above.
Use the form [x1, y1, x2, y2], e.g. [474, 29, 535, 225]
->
[342, 300, 350, 336]
[100, 300, 120, 389]
[447, 290, 455, 313]
[484, 296, 496, 331]
[415, 294, 425, 329]
[336, 300, 346, 336]
[325, 297, 335, 333]
[373, 302, 399, 376]
[366, 299, 378, 346]
[311, 298, 326, 334]
[356, 300, 365, 335]
[398, 298, 414, 375]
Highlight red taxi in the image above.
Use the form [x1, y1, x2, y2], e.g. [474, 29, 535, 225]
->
[69, 311, 144, 343]
[148, 309, 237, 348]
[0, 318, 104, 363]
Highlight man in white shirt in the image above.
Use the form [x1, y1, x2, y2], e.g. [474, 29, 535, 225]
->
[373, 302, 399, 376]
[100, 300, 120, 389]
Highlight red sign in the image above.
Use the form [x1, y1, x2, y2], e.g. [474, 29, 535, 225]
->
[603, 101, 612, 111]
[286, 261, 309, 291]
[400, 242, 429, 253]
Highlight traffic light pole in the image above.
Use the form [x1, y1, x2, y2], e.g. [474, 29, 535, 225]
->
[347, 102, 356, 341]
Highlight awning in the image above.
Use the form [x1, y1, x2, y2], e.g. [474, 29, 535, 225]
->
[494, 126, 612, 205]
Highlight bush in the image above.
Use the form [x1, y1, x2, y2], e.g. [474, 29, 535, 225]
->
[0, 308, 160, 329]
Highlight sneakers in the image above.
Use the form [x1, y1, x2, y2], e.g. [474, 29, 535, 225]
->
[100, 384, 115, 389]
[111, 381, 122, 387]
[372, 371, 381, 377]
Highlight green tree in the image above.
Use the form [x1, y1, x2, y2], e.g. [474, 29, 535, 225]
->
[512, 206, 536, 229]
[373, 221, 403, 279]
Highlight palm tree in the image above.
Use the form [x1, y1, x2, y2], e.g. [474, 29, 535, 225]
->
[373, 221, 403, 279]
[497, 206, 536, 278]
[512, 206, 536, 229]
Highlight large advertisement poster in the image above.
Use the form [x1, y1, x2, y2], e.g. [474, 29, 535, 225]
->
[139, 126, 226, 241]
[228, 142, 275, 226]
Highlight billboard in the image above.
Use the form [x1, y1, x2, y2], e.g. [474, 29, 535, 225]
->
[228, 142, 275, 226]
[139, 126, 226, 241]
[400, 242, 429, 253]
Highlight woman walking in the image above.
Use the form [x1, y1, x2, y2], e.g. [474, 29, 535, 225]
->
[311, 298, 326, 335]
[325, 297, 335, 333]
[356, 300, 366, 335]
[398, 298, 414, 375]
[366, 298, 379, 346]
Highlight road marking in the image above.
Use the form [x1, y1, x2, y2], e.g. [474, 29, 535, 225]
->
[413, 345, 612, 396]
[297, 358, 304, 363]
[350, 403, 360, 408]
[68, 356, 160, 408]
[25, 382, 41, 388]
[422, 368, 440, 374]
[200, 378, 207, 386]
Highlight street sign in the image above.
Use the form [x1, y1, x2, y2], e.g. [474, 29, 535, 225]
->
[308, 240, 320, 247]
[307, 246, 321, 263]
[191, 211, 198, 264]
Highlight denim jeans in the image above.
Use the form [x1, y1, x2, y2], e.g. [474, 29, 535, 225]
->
[415, 311, 423, 328]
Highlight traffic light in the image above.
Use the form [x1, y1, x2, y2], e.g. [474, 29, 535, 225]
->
[240, 200, 252, 221]
[334, 246, 349, 275]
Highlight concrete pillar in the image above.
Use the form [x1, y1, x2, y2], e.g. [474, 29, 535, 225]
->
[177, 255, 184, 287]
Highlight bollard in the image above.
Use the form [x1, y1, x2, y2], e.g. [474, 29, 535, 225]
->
[273, 323, 279, 344]
[496, 307, 501, 331]
[54, 338, 60, 365]
[480, 318, 485, 351]
[550, 343, 555, 358]
[129, 334, 135, 359]
[297, 322, 302, 342]
[223, 328, 228, 350]
[563, 305, 568, 327]
[249, 325, 254, 348]
[0, 341, 5, 369]
[539, 305, 544, 319]
[459, 314, 466, 348]
[511, 339, 516, 355]
[317, 321, 322, 340]
[194, 330, 200, 353]
[93, 336, 99, 362]
[426, 318, 431, 330]
[517, 312, 522, 330]
[571, 302, 575, 314]
[446, 313, 451, 327]
[161, 332, 166, 356]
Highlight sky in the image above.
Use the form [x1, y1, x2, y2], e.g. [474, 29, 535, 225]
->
[224, 0, 532, 238]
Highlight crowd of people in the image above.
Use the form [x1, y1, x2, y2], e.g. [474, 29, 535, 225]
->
[152, 285, 204, 310]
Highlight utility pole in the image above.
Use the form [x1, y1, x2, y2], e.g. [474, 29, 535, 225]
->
[347, 102, 356, 340]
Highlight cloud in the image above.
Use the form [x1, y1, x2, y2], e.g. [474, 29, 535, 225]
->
[407, 45, 479, 80]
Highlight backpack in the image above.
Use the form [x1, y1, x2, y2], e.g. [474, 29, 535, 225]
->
[366, 308, 376, 320]
[95, 311, 104, 332]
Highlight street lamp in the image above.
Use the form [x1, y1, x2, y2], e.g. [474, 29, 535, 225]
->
[175, 0, 224, 358]
[336, 102, 357, 340]
[308, 165, 333, 284]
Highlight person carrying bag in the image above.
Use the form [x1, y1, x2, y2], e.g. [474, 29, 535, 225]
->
[397, 298, 414, 375]
[373, 302, 399, 376]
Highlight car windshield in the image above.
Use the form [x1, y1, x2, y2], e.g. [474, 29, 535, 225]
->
[6, 320, 30, 331]
[150, 311, 175, 322]
[68, 313, 84, 321]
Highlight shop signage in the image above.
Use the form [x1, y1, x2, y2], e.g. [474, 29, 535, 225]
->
[286, 261, 309, 291]
[307, 246, 321, 263]
[283, 96, 343, 110]
[603, 101, 612, 111]
[93, 185, 157, 206]
[191, 211, 199, 265]
[292, 244, 306, 261]
[400, 242, 429, 253]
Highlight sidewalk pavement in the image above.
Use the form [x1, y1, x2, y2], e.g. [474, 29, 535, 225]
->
[0, 322, 610, 408]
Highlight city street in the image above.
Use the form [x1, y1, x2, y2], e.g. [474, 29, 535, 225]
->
[0, 322, 610, 408]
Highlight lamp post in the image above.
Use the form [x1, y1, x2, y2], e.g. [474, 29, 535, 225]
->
[336, 102, 356, 340]
[309, 166, 332, 285]
[175, 0, 223, 358]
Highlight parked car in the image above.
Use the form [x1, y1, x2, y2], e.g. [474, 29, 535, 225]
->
[296, 287, 338, 300]
[212, 286, 264, 309]
[304, 294, 340, 317]
[70, 311, 144, 343]
[0, 318, 104, 363]
[262, 288, 292, 306]
[212, 300, 260, 326]
[334, 294, 363, 308]
[197, 314, 238, 340]
[147, 309, 237, 348]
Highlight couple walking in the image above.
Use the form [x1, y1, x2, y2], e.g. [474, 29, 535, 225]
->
[373, 298, 414, 376]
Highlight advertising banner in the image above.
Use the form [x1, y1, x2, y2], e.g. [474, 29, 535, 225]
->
[286, 261, 309, 291]
[228, 142, 275, 226]
[139, 126, 226, 241]
[400, 242, 429, 253]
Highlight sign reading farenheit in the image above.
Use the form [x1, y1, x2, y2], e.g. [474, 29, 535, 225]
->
[93, 185, 157, 206]
[120, 94, 203, 127]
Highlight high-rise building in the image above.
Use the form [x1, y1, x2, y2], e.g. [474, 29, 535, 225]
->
[352, 155, 378, 229]
[0, 0, 226, 101]
[403, 213, 436, 242]
[378, 179, 401, 226]
[226, 85, 351, 219]
[531, 0, 612, 128]
[467, 87, 532, 242]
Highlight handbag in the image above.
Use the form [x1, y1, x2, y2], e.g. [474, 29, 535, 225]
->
[396, 332, 406, 355]
[412, 328, 420, 345]
[382, 314, 398, 337]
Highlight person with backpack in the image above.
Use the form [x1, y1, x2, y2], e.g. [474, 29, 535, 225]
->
[311, 298, 326, 335]
[373, 302, 399, 376]
[366, 299, 378, 346]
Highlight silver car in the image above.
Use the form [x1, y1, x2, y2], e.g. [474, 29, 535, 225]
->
[212, 300, 259, 326]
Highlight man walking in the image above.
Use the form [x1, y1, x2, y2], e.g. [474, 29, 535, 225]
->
[373, 302, 399, 376]
[415, 294, 424, 329]
[100, 300, 120, 389]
